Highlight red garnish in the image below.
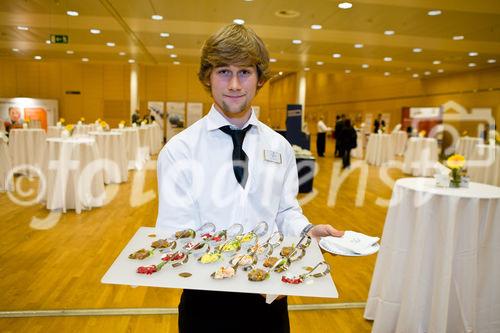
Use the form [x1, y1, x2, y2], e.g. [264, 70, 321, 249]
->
[281, 276, 303, 284]
[137, 265, 158, 275]
[162, 252, 185, 262]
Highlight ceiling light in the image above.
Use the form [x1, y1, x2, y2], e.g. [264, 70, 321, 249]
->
[487, 59, 496, 64]
[468, 63, 476, 67]
[170, 54, 177, 58]
[468, 52, 478, 57]
[278, 71, 283, 75]
[406, 67, 412, 71]
[311, 24, 322, 30]
[292, 39, 302, 45]
[384, 30, 395, 36]
[160, 32, 170, 38]
[432, 60, 441, 65]
[128, 59, 135, 64]
[17, 26, 29, 31]
[66, 10, 79, 16]
[304, 67, 310, 71]
[119, 52, 126, 56]
[384, 72, 391, 76]
[233, 18, 245, 25]
[413, 48, 423, 53]
[344, 69, 351, 74]
[34, 55, 42, 60]
[151, 14, 163, 20]
[437, 69, 444, 73]
[12, 48, 19, 52]
[412, 73, 419, 78]
[45, 40, 51, 44]
[165, 44, 174, 49]
[316, 61, 324, 65]
[269, 58, 277, 63]
[338, 2, 353, 9]
[427, 10, 442, 16]
[452, 35, 464, 40]
[90, 28, 101, 34]
[81, 57, 89, 62]
[106, 42, 115, 47]
[424, 71, 431, 76]
[66, 50, 74, 54]
[383, 57, 392, 62]
[332, 53, 341, 58]
[354, 43, 364, 48]
[173, 61, 180, 65]
[361, 64, 369, 68]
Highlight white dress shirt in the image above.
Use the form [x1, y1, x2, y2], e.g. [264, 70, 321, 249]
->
[317, 120, 331, 133]
[156, 105, 310, 236]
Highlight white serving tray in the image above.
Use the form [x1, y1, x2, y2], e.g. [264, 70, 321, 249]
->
[101, 227, 338, 299]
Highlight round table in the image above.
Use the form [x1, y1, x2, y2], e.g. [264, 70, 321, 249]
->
[0, 136, 13, 191]
[89, 131, 128, 184]
[111, 127, 145, 170]
[72, 124, 97, 137]
[44, 137, 105, 213]
[8, 128, 46, 176]
[365, 133, 394, 166]
[138, 126, 153, 159]
[47, 126, 64, 138]
[455, 137, 484, 159]
[365, 177, 500, 333]
[391, 130, 408, 156]
[402, 137, 439, 176]
[468, 144, 500, 187]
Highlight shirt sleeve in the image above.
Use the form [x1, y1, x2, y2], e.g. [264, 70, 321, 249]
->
[156, 139, 200, 232]
[274, 144, 311, 236]
[317, 121, 329, 132]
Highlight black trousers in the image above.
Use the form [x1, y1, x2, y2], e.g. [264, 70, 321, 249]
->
[342, 148, 352, 168]
[316, 132, 326, 157]
[178, 289, 290, 333]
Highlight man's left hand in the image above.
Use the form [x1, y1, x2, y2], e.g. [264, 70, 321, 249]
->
[308, 224, 344, 239]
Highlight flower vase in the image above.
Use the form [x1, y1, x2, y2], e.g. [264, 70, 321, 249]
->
[449, 168, 461, 188]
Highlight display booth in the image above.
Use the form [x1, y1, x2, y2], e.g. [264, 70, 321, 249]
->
[0, 97, 58, 131]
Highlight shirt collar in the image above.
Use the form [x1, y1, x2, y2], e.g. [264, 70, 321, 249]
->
[206, 104, 260, 132]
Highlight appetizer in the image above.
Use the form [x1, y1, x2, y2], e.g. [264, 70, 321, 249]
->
[263, 256, 279, 268]
[151, 239, 172, 249]
[248, 268, 268, 282]
[175, 229, 195, 239]
[129, 248, 152, 260]
[199, 252, 221, 264]
[212, 266, 235, 279]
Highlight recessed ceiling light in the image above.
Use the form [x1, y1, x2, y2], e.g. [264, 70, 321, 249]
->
[81, 57, 89, 62]
[17, 26, 29, 31]
[316, 61, 324, 65]
[304, 67, 310, 71]
[412, 73, 419, 78]
[338, 2, 353, 9]
[12, 48, 19, 52]
[468, 63, 476, 67]
[106, 42, 115, 47]
[173, 61, 180, 65]
[452, 35, 464, 40]
[66, 10, 79, 16]
[384, 72, 391, 76]
[361, 64, 369, 68]
[278, 71, 283, 75]
[34, 55, 42, 60]
[170, 54, 177, 58]
[66, 50, 74, 54]
[432, 60, 441, 65]
[383, 57, 392, 62]
[292, 39, 302, 45]
[332, 53, 341, 58]
[427, 10, 442, 16]
[311, 24, 322, 30]
[119, 52, 126, 56]
[128, 59, 135, 64]
[384, 30, 395, 36]
[165, 44, 174, 49]
[269, 58, 277, 63]
[90, 28, 101, 34]
[151, 14, 163, 20]
[160, 32, 170, 38]
[233, 18, 245, 25]
[437, 69, 444, 73]
[406, 67, 412, 71]
[413, 48, 423, 53]
[468, 52, 478, 57]
[344, 69, 351, 74]
[45, 40, 51, 44]
[354, 43, 364, 48]
[487, 59, 496, 64]
[424, 71, 431, 76]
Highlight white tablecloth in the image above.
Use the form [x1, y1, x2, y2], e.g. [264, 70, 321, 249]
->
[47, 126, 64, 138]
[149, 123, 163, 154]
[89, 131, 128, 184]
[8, 128, 46, 176]
[468, 144, 500, 187]
[28, 119, 42, 129]
[365, 133, 394, 166]
[44, 137, 105, 213]
[391, 131, 408, 156]
[402, 137, 439, 176]
[111, 128, 146, 170]
[455, 137, 484, 159]
[138, 126, 152, 159]
[0, 138, 13, 191]
[72, 124, 97, 137]
[365, 177, 500, 333]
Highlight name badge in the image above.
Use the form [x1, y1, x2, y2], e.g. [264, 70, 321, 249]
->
[264, 150, 282, 164]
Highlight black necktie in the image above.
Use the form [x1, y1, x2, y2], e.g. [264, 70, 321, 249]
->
[220, 125, 252, 188]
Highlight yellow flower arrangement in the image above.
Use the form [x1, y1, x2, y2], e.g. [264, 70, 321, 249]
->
[59, 118, 65, 124]
[80, 117, 85, 122]
[65, 124, 74, 133]
[119, 120, 126, 125]
[446, 154, 466, 187]
[461, 130, 468, 137]
[418, 130, 426, 138]
[100, 121, 108, 129]
[495, 131, 500, 144]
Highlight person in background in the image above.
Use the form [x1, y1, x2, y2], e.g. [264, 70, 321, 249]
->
[155, 23, 344, 333]
[338, 118, 357, 169]
[316, 115, 332, 157]
[4, 106, 24, 134]
[131, 110, 140, 125]
[334, 114, 345, 157]
[373, 113, 385, 133]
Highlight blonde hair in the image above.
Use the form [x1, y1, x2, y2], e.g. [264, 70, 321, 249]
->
[198, 24, 270, 92]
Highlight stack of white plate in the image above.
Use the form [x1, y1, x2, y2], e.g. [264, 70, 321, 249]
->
[319, 231, 380, 256]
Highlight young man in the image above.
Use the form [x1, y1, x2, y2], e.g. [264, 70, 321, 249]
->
[316, 115, 332, 157]
[156, 23, 343, 333]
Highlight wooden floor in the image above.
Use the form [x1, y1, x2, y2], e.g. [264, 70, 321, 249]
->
[0, 136, 407, 332]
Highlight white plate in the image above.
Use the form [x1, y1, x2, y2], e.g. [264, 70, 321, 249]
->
[319, 240, 380, 257]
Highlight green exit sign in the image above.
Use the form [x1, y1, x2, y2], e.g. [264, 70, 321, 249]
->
[50, 34, 69, 44]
